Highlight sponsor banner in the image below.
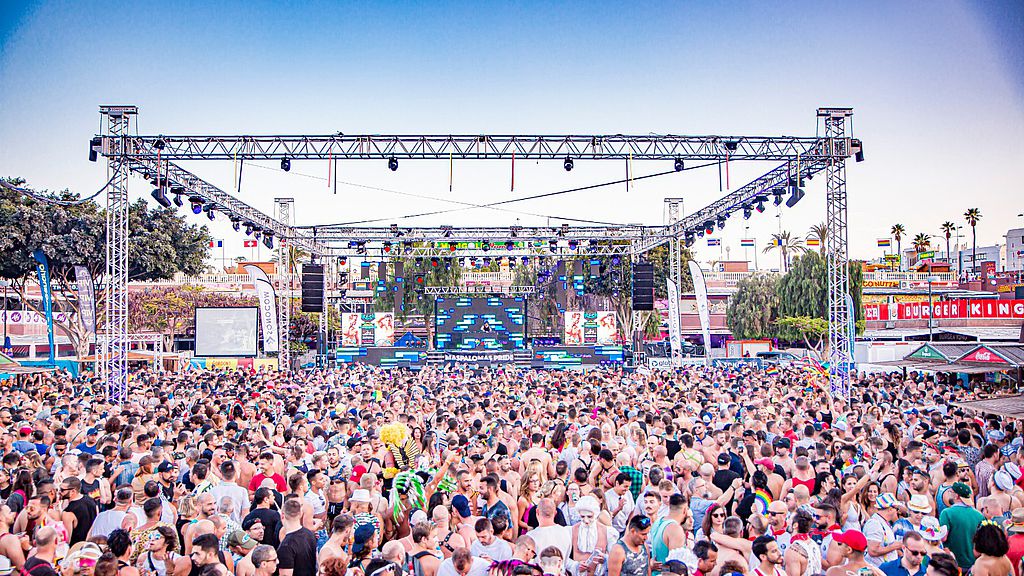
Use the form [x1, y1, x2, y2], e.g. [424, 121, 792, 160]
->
[564, 311, 618, 345]
[244, 265, 280, 353]
[32, 250, 56, 363]
[687, 262, 713, 365]
[73, 266, 97, 335]
[666, 279, 682, 362]
[865, 299, 1024, 320]
[443, 351, 515, 363]
[864, 280, 900, 288]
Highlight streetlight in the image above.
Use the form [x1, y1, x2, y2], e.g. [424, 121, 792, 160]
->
[0, 279, 9, 352]
[927, 275, 939, 342]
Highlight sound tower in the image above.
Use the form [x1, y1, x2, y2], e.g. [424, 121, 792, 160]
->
[301, 263, 325, 313]
[555, 260, 566, 310]
[632, 262, 655, 310]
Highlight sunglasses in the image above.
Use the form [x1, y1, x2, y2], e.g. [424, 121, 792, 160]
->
[904, 549, 925, 557]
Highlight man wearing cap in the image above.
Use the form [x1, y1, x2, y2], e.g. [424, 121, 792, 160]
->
[75, 428, 100, 456]
[826, 530, 884, 576]
[864, 494, 901, 567]
[938, 482, 985, 568]
[226, 528, 258, 565]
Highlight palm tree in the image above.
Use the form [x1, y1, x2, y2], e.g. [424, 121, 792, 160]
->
[807, 222, 827, 256]
[964, 208, 982, 277]
[762, 231, 805, 272]
[940, 221, 956, 264]
[912, 233, 931, 253]
[891, 224, 906, 270]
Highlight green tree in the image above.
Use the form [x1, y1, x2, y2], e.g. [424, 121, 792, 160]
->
[776, 316, 828, 359]
[964, 208, 982, 275]
[0, 178, 212, 357]
[725, 273, 780, 339]
[940, 221, 956, 265]
[890, 224, 906, 270]
[775, 251, 864, 347]
[912, 233, 931, 253]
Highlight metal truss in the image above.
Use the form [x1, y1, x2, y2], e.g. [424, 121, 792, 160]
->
[632, 159, 831, 253]
[274, 198, 293, 371]
[425, 285, 537, 296]
[332, 244, 635, 259]
[113, 134, 835, 161]
[309, 224, 657, 243]
[823, 108, 853, 399]
[101, 106, 134, 404]
[114, 151, 329, 255]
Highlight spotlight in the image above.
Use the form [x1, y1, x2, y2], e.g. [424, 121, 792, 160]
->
[483, 257, 491, 266]
[88, 137, 101, 162]
[481, 241, 490, 252]
[383, 242, 392, 253]
[684, 233, 696, 248]
[356, 242, 366, 254]
[442, 226, 453, 238]
[245, 224, 255, 236]
[263, 232, 274, 249]
[254, 229, 262, 240]
[430, 257, 439, 267]
[588, 239, 599, 252]
[755, 201, 766, 213]
[231, 219, 241, 232]
[281, 158, 291, 172]
[506, 241, 514, 251]
[338, 257, 348, 266]
[786, 185, 805, 208]
[563, 156, 574, 172]
[568, 240, 578, 251]
[717, 215, 727, 230]
[449, 242, 457, 252]
[150, 187, 172, 208]
[173, 193, 183, 207]
[153, 138, 166, 150]
[189, 197, 204, 215]
[549, 240, 558, 252]
[415, 257, 423, 267]
[742, 205, 753, 220]
[521, 256, 529, 264]
[205, 205, 216, 221]
[704, 221, 715, 235]
[724, 141, 738, 151]
[674, 157, 684, 172]
[388, 157, 399, 171]
[611, 255, 621, 266]
[696, 228, 705, 238]
[170, 186, 185, 207]
[772, 188, 785, 206]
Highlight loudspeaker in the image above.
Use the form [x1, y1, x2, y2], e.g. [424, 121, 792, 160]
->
[632, 262, 655, 310]
[301, 264, 325, 312]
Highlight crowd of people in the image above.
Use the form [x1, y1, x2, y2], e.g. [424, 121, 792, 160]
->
[0, 364, 1021, 576]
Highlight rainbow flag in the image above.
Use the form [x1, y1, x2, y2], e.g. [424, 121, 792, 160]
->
[765, 365, 779, 376]
[806, 238, 820, 247]
[740, 239, 755, 247]
[877, 238, 891, 247]
[754, 488, 773, 515]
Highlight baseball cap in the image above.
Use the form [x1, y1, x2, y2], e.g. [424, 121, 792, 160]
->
[18, 426, 31, 435]
[452, 494, 472, 518]
[227, 530, 257, 550]
[717, 453, 731, 466]
[156, 461, 175, 473]
[876, 493, 898, 510]
[86, 427, 98, 436]
[952, 482, 973, 498]
[832, 529, 867, 552]
[754, 457, 774, 468]
[241, 516, 263, 531]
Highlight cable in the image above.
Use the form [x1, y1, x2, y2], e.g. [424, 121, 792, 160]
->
[301, 161, 720, 228]
[0, 174, 117, 206]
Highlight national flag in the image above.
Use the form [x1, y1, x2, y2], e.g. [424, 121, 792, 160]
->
[243, 240, 258, 248]
[707, 238, 721, 246]
[209, 240, 223, 248]
[740, 239, 755, 247]
[877, 238, 891, 247]
[806, 238, 820, 247]
[769, 238, 782, 247]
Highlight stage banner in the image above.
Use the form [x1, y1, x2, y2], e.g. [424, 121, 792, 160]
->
[564, 311, 584, 345]
[73, 265, 97, 335]
[666, 279, 682, 364]
[595, 311, 617, 345]
[687, 262, 713, 365]
[244, 265, 280, 353]
[374, 313, 395, 346]
[341, 313, 362, 345]
[32, 250, 56, 363]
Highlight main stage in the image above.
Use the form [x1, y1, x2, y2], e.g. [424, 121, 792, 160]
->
[332, 345, 625, 369]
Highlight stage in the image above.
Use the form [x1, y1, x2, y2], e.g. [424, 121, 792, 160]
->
[331, 345, 625, 369]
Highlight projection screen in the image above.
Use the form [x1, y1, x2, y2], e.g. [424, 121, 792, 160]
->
[194, 307, 259, 357]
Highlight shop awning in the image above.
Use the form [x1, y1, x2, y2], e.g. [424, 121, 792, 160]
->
[952, 395, 1024, 419]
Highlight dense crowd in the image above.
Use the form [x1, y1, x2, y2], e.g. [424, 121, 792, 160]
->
[0, 364, 1020, 576]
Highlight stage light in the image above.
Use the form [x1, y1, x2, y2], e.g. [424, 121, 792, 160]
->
[430, 257, 439, 267]
[263, 232, 274, 249]
[245, 224, 255, 236]
[150, 187, 172, 208]
[442, 226, 453, 238]
[483, 257, 491, 266]
[281, 158, 291, 172]
[254, 229, 262, 240]
[189, 197, 204, 215]
[704, 221, 715, 235]
[772, 188, 785, 206]
[356, 242, 366, 254]
[383, 242, 392, 253]
[568, 240, 578, 251]
[231, 219, 241, 232]
[684, 233, 696, 248]
[611, 255, 621, 265]
[154, 139, 166, 150]
[88, 137, 101, 162]
[696, 229, 705, 238]
[717, 215, 727, 230]
[674, 157, 684, 172]
[522, 256, 529, 264]
[588, 239, 599, 252]
[506, 241, 514, 251]
[563, 156, 574, 171]
[388, 157, 398, 171]
[724, 141, 738, 151]
[415, 257, 423, 267]
[786, 185, 805, 208]
[742, 205, 753, 220]
[449, 242, 457, 252]
[338, 257, 348, 266]
[756, 201, 766, 213]
[481, 241, 490, 252]
[205, 205, 216, 221]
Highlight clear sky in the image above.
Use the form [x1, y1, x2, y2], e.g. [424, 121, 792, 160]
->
[1, 0, 1022, 267]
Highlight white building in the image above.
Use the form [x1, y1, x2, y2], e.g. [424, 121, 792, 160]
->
[1005, 227, 1024, 272]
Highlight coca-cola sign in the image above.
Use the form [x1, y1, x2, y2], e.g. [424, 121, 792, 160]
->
[961, 346, 1009, 364]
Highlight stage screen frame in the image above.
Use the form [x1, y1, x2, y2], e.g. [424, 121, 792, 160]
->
[194, 307, 259, 358]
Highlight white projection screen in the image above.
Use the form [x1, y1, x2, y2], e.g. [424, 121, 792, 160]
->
[194, 307, 259, 357]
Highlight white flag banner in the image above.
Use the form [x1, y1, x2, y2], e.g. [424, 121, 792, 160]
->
[666, 279, 682, 366]
[688, 261, 713, 365]
[244, 265, 280, 353]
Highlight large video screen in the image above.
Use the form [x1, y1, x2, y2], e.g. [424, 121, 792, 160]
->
[195, 307, 258, 357]
[434, 296, 526, 350]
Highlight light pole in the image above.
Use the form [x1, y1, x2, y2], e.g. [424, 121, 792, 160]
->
[927, 274, 939, 342]
[0, 279, 9, 352]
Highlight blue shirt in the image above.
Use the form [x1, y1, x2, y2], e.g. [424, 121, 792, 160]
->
[879, 557, 928, 576]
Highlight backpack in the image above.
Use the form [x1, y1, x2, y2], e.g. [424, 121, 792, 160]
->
[405, 551, 434, 576]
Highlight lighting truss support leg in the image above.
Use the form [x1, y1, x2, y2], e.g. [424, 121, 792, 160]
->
[275, 198, 293, 372]
[101, 106, 135, 404]
[824, 110, 853, 400]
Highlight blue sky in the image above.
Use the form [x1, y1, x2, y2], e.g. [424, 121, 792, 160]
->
[1, 0, 1022, 266]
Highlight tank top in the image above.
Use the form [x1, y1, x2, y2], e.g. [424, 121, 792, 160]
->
[936, 484, 952, 517]
[789, 538, 822, 576]
[613, 540, 649, 576]
[650, 518, 678, 576]
[843, 502, 862, 531]
[792, 476, 816, 493]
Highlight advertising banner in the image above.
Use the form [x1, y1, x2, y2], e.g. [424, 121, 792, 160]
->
[73, 266, 97, 335]
[666, 279, 682, 363]
[32, 250, 56, 363]
[374, 313, 395, 346]
[244, 265, 280, 353]
[340, 313, 395, 346]
[564, 311, 584, 345]
[687, 262, 713, 365]
[595, 311, 617, 345]
[866, 299, 1024, 320]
